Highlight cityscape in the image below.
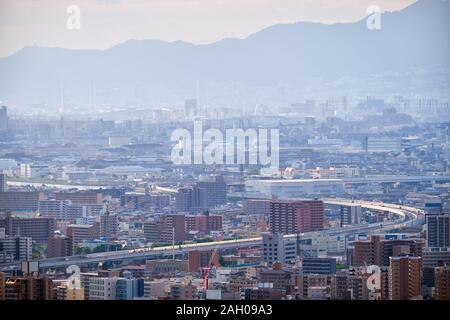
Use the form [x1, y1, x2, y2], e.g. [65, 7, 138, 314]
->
[0, 0, 449, 304]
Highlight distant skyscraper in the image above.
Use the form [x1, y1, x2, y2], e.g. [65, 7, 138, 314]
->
[426, 213, 450, 247]
[0, 106, 8, 133]
[184, 99, 197, 118]
[0, 173, 6, 193]
[269, 200, 324, 234]
[388, 255, 422, 300]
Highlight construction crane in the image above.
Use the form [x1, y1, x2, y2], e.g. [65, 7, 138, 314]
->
[201, 248, 218, 290]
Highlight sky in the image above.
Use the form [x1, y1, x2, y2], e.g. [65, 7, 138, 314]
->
[0, 0, 416, 58]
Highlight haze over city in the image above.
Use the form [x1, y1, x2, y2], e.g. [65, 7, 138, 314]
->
[0, 0, 449, 306]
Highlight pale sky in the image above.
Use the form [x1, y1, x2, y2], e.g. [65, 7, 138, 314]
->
[0, 0, 416, 58]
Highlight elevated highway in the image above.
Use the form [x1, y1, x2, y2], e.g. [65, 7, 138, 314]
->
[0, 199, 424, 272]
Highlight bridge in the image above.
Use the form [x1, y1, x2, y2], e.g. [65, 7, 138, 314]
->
[0, 199, 424, 272]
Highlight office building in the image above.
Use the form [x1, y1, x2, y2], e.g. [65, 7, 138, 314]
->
[353, 235, 424, 267]
[0, 192, 45, 212]
[340, 204, 362, 227]
[185, 211, 223, 233]
[55, 191, 102, 205]
[116, 277, 142, 300]
[47, 236, 73, 258]
[66, 223, 100, 247]
[39, 200, 86, 220]
[269, 199, 324, 234]
[175, 186, 203, 213]
[0, 213, 56, 243]
[388, 255, 422, 300]
[100, 212, 118, 239]
[262, 232, 297, 265]
[148, 193, 170, 209]
[88, 277, 117, 300]
[426, 213, 450, 247]
[0, 228, 32, 262]
[302, 258, 337, 275]
[144, 214, 185, 244]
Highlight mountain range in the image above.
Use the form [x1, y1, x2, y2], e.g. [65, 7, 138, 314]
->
[0, 0, 449, 111]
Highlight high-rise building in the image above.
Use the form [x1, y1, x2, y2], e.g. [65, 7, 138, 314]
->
[144, 214, 185, 244]
[188, 250, 219, 273]
[0, 228, 32, 262]
[340, 204, 362, 227]
[426, 213, 450, 247]
[0, 106, 8, 133]
[47, 236, 73, 258]
[269, 200, 324, 234]
[185, 211, 222, 233]
[0, 213, 56, 243]
[434, 265, 450, 300]
[100, 212, 118, 239]
[262, 232, 297, 265]
[175, 186, 203, 213]
[0, 173, 6, 193]
[353, 235, 424, 267]
[388, 255, 422, 300]
[66, 223, 100, 248]
[197, 175, 227, 208]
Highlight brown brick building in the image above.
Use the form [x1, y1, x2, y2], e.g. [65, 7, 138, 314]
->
[269, 199, 324, 234]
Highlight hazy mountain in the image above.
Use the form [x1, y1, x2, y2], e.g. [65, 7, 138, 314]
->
[0, 0, 449, 110]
